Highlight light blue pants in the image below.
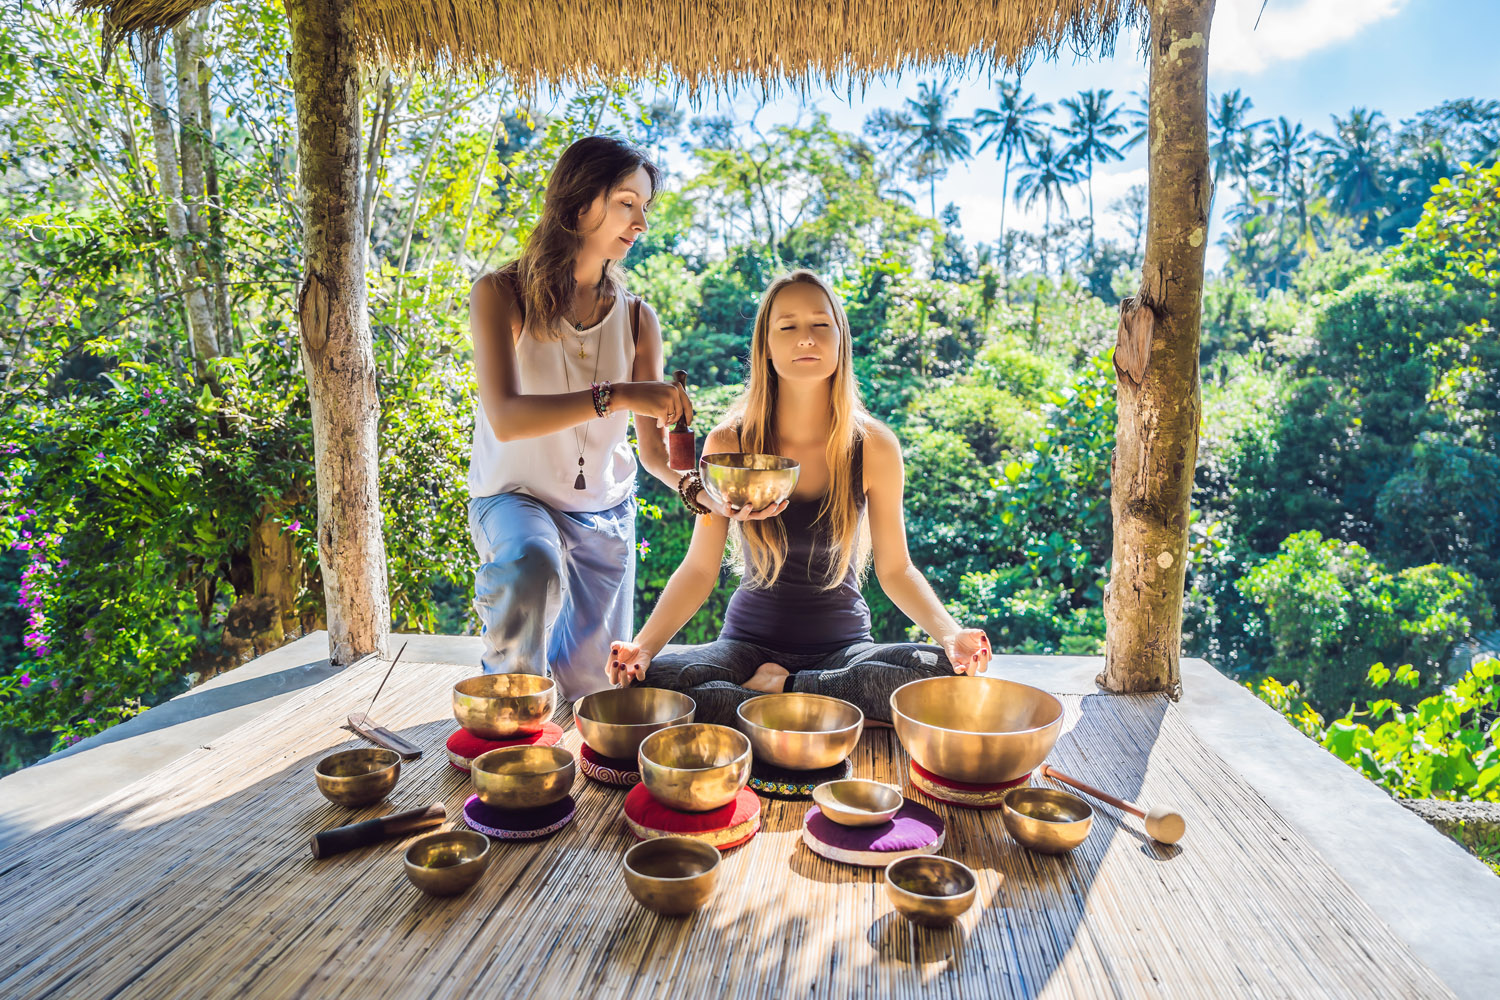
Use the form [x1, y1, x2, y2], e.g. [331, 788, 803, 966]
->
[468, 492, 635, 702]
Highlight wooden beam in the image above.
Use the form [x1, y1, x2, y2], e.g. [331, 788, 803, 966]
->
[285, 0, 390, 664]
[1100, 0, 1213, 696]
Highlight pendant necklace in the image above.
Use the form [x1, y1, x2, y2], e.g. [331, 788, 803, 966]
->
[562, 293, 607, 490]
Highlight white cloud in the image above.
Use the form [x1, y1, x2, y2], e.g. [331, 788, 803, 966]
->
[1211, 0, 1408, 74]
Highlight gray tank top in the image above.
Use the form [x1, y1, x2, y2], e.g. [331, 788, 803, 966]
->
[719, 430, 872, 654]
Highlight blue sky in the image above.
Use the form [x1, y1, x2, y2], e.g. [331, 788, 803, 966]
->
[646, 0, 1498, 271]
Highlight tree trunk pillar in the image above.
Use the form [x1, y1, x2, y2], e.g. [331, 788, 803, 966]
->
[284, 0, 390, 665]
[1100, 0, 1214, 696]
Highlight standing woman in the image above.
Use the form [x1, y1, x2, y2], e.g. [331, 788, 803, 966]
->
[467, 135, 692, 702]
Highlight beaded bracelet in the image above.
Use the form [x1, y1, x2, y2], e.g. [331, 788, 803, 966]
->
[676, 470, 711, 515]
[590, 380, 613, 418]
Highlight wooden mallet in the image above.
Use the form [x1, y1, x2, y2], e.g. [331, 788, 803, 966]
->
[1038, 764, 1186, 845]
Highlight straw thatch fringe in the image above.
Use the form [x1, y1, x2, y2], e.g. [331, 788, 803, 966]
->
[77, 1, 1145, 88]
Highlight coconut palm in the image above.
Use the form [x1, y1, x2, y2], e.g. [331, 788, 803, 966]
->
[1257, 117, 1313, 266]
[1319, 107, 1392, 241]
[897, 81, 973, 216]
[1012, 132, 1080, 277]
[1058, 88, 1127, 253]
[969, 79, 1052, 260]
[1209, 89, 1268, 212]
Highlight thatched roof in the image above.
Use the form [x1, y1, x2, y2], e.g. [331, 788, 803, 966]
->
[77, 1, 1143, 89]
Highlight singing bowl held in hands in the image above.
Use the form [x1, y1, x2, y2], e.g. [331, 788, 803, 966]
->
[452, 673, 556, 740]
[890, 675, 1063, 785]
[638, 723, 752, 812]
[574, 688, 697, 760]
[698, 453, 799, 512]
[736, 693, 863, 770]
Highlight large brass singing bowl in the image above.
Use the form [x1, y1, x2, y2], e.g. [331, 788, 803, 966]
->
[638, 723, 752, 812]
[471, 745, 576, 810]
[698, 453, 800, 512]
[452, 673, 556, 740]
[1001, 786, 1093, 854]
[403, 830, 491, 897]
[622, 836, 722, 915]
[314, 747, 400, 807]
[890, 675, 1063, 785]
[736, 693, 863, 770]
[574, 688, 696, 760]
[884, 855, 978, 927]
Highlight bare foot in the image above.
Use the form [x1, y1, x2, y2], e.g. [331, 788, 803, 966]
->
[744, 662, 790, 693]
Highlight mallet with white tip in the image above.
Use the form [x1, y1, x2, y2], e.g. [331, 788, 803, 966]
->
[1038, 764, 1186, 845]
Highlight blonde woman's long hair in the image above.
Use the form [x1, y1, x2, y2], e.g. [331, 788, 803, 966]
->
[730, 270, 871, 591]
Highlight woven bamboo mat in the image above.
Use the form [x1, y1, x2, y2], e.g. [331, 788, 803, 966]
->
[0, 659, 1450, 999]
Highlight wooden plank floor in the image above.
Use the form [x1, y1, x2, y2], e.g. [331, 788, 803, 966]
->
[0, 659, 1451, 999]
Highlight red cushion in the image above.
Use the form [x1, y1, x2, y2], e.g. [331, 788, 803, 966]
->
[909, 759, 1029, 809]
[446, 722, 563, 771]
[623, 784, 761, 848]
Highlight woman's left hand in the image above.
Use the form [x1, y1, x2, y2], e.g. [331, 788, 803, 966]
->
[941, 628, 991, 676]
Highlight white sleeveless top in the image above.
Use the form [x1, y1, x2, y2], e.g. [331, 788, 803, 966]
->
[468, 289, 637, 512]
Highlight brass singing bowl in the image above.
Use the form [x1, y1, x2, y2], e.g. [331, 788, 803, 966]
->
[314, 747, 401, 807]
[403, 830, 491, 897]
[471, 745, 576, 810]
[638, 723, 752, 812]
[1001, 786, 1094, 854]
[812, 779, 903, 827]
[698, 453, 800, 512]
[890, 675, 1064, 785]
[574, 688, 697, 760]
[622, 836, 722, 916]
[884, 856, 978, 927]
[452, 673, 556, 740]
[736, 693, 863, 770]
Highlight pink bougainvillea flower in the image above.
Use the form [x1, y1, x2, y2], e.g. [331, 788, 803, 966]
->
[289, 520, 301, 532]
[19, 673, 31, 688]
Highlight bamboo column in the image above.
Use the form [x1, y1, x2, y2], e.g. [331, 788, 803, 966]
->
[1099, 0, 1214, 696]
[285, 0, 390, 664]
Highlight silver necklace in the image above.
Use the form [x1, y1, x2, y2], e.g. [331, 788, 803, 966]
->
[561, 303, 606, 490]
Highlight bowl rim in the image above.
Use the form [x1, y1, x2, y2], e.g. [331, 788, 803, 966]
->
[404, 829, 491, 867]
[736, 693, 865, 738]
[452, 673, 557, 699]
[698, 452, 800, 472]
[574, 688, 696, 728]
[622, 835, 722, 881]
[888, 675, 1065, 738]
[883, 855, 979, 898]
[315, 747, 401, 778]
[811, 778, 903, 816]
[1001, 786, 1094, 825]
[471, 744, 575, 777]
[639, 723, 751, 772]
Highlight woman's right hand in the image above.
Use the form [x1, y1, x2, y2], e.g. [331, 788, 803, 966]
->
[617, 381, 694, 430]
[607, 640, 653, 686]
[698, 493, 789, 522]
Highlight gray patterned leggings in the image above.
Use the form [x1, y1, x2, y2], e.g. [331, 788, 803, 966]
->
[638, 639, 955, 725]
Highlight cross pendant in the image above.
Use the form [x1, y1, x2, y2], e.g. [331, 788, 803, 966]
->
[578, 347, 587, 359]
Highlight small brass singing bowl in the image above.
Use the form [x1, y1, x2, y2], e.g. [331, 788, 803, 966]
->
[698, 453, 800, 512]
[403, 830, 491, 897]
[812, 779, 903, 827]
[622, 836, 722, 916]
[891, 675, 1064, 785]
[314, 747, 401, 807]
[736, 693, 863, 771]
[638, 723, 752, 812]
[574, 688, 696, 760]
[471, 745, 576, 810]
[452, 673, 556, 740]
[884, 855, 978, 927]
[1001, 786, 1094, 854]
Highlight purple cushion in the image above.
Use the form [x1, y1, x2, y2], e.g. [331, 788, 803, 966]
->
[804, 800, 944, 852]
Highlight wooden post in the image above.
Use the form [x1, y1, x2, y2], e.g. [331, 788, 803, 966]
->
[284, 0, 390, 664]
[1099, 0, 1214, 696]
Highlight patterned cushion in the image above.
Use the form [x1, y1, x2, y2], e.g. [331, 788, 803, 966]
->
[908, 759, 1030, 809]
[801, 800, 945, 867]
[446, 722, 563, 771]
[623, 784, 761, 849]
[748, 758, 853, 800]
[579, 744, 641, 787]
[462, 794, 576, 839]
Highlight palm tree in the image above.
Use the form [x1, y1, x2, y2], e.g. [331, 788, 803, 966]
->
[897, 81, 973, 216]
[1058, 88, 1127, 254]
[1257, 117, 1312, 272]
[969, 79, 1052, 261]
[1012, 132, 1080, 277]
[1209, 89, 1268, 213]
[1319, 107, 1392, 241]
